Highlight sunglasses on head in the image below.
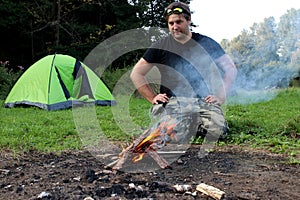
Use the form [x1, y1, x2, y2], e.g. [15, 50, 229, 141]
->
[166, 7, 189, 16]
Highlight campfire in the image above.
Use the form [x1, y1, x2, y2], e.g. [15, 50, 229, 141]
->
[112, 117, 180, 170]
[132, 119, 178, 162]
[109, 114, 227, 199]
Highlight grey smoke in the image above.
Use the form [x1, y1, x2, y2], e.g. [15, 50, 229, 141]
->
[227, 64, 297, 105]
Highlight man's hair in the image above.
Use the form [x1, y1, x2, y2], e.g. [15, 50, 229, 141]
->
[163, 2, 191, 21]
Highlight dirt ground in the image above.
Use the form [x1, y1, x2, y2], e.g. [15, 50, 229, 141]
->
[0, 145, 299, 200]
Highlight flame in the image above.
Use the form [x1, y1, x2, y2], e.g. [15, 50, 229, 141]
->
[132, 152, 145, 162]
[132, 120, 178, 163]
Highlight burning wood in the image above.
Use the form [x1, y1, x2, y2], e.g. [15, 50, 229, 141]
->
[112, 119, 178, 171]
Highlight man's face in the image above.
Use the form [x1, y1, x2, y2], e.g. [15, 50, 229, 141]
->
[167, 14, 191, 41]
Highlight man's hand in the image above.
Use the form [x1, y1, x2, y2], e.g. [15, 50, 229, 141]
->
[205, 95, 224, 105]
[152, 93, 169, 104]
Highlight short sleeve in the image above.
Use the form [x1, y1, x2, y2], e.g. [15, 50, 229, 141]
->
[143, 47, 162, 63]
[199, 36, 225, 60]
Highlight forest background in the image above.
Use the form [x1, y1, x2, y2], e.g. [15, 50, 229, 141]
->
[0, 0, 299, 99]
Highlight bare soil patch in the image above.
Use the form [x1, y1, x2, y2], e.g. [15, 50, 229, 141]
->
[0, 145, 299, 199]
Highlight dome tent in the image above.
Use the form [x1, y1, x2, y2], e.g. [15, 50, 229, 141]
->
[4, 54, 116, 110]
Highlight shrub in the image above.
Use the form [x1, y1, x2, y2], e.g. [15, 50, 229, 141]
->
[0, 61, 23, 100]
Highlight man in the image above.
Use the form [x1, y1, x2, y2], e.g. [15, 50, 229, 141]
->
[130, 2, 237, 145]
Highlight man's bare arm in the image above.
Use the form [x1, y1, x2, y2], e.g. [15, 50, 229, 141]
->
[130, 58, 169, 104]
[207, 54, 237, 105]
[216, 54, 237, 93]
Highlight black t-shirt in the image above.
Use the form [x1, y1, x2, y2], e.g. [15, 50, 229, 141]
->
[143, 32, 225, 98]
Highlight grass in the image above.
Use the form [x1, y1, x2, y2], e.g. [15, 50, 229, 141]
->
[0, 88, 299, 163]
[225, 88, 300, 163]
[0, 107, 81, 153]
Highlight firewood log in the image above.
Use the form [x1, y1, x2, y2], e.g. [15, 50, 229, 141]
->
[112, 129, 171, 170]
[196, 183, 225, 200]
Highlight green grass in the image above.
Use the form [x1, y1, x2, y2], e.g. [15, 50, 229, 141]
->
[0, 88, 299, 163]
[225, 88, 300, 163]
[0, 107, 81, 153]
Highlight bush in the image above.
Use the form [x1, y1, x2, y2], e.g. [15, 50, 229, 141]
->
[100, 66, 160, 98]
[0, 61, 23, 100]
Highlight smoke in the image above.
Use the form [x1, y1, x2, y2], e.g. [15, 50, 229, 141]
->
[228, 64, 297, 105]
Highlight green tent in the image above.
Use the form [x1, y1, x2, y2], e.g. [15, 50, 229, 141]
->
[4, 54, 116, 110]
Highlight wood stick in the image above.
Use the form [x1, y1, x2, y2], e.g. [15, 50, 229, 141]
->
[112, 129, 150, 170]
[132, 129, 151, 146]
[196, 183, 225, 200]
[96, 153, 118, 159]
[112, 143, 133, 171]
[105, 159, 120, 168]
[157, 151, 186, 154]
[147, 149, 170, 169]
[112, 129, 172, 170]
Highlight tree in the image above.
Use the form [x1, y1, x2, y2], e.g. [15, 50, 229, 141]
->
[0, 0, 191, 69]
[251, 17, 279, 66]
[0, 0, 142, 68]
[223, 8, 300, 90]
[0, 0, 34, 66]
[277, 8, 300, 64]
[223, 29, 256, 68]
[130, 0, 191, 28]
[105, 0, 191, 69]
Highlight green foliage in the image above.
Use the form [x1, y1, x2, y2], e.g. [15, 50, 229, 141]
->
[0, 1, 299, 83]
[0, 0, 192, 69]
[224, 8, 300, 68]
[0, 61, 23, 100]
[0, 0, 145, 67]
[100, 66, 133, 91]
[130, 0, 190, 27]
[277, 8, 300, 64]
[222, 8, 300, 91]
